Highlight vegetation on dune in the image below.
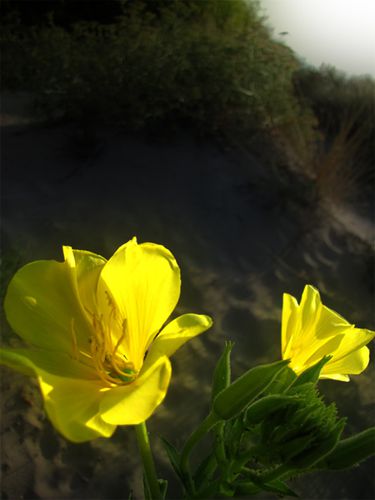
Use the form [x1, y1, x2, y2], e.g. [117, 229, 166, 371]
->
[1, 0, 374, 205]
[1, 0, 313, 136]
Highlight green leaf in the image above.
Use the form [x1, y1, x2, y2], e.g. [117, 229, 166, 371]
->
[161, 437, 184, 483]
[290, 356, 331, 388]
[213, 359, 290, 420]
[316, 427, 375, 470]
[211, 341, 234, 403]
[194, 453, 218, 490]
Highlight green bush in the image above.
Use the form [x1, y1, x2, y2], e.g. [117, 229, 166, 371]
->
[1, 0, 314, 140]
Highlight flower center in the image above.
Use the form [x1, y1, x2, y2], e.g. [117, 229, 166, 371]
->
[90, 313, 138, 385]
[78, 291, 138, 386]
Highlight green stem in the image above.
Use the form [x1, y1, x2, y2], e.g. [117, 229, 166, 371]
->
[214, 422, 226, 464]
[135, 421, 162, 500]
[180, 412, 219, 494]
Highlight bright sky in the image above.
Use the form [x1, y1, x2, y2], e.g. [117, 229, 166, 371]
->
[258, 0, 375, 76]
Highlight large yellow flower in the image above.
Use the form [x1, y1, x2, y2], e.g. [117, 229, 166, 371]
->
[1, 238, 212, 442]
[282, 285, 374, 381]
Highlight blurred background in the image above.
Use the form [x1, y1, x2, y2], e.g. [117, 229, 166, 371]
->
[1, 1, 374, 498]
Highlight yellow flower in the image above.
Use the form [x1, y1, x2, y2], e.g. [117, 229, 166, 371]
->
[1, 238, 212, 442]
[282, 285, 374, 381]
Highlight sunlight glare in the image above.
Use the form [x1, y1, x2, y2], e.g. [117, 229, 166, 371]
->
[259, 0, 375, 76]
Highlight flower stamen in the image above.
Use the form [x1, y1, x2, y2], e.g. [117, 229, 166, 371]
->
[90, 313, 137, 385]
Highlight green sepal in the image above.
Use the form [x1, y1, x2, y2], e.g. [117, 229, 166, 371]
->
[315, 427, 375, 470]
[161, 437, 185, 484]
[266, 366, 297, 394]
[269, 392, 319, 444]
[244, 394, 298, 427]
[224, 417, 244, 458]
[289, 418, 346, 469]
[279, 434, 316, 462]
[213, 359, 290, 420]
[211, 341, 234, 403]
[290, 356, 332, 388]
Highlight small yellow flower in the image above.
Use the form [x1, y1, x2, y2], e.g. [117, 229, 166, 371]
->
[282, 285, 374, 381]
[1, 238, 212, 442]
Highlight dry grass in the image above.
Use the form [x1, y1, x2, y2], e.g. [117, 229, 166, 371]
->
[313, 115, 368, 205]
[269, 112, 369, 208]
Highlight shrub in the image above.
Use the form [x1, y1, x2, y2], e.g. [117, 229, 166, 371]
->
[1, 0, 313, 141]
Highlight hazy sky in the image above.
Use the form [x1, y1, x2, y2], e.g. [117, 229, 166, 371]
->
[258, 0, 375, 77]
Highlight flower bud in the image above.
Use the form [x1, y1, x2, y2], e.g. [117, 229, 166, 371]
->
[213, 359, 290, 420]
[288, 419, 345, 469]
[256, 383, 346, 469]
[211, 341, 234, 402]
[244, 394, 298, 427]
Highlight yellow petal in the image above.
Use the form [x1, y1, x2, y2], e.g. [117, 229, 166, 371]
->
[0, 348, 114, 442]
[97, 238, 181, 370]
[282, 286, 321, 361]
[320, 373, 350, 382]
[40, 377, 115, 442]
[63, 246, 106, 316]
[291, 308, 357, 369]
[298, 285, 321, 339]
[303, 327, 374, 369]
[281, 293, 299, 358]
[328, 328, 374, 361]
[300, 285, 321, 330]
[301, 333, 346, 367]
[0, 348, 97, 379]
[100, 356, 171, 425]
[4, 258, 93, 354]
[314, 303, 351, 339]
[145, 313, 213, 367]
[321, 345, 371, 379]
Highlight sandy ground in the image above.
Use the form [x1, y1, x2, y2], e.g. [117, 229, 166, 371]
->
[1, 104, 374, 499]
